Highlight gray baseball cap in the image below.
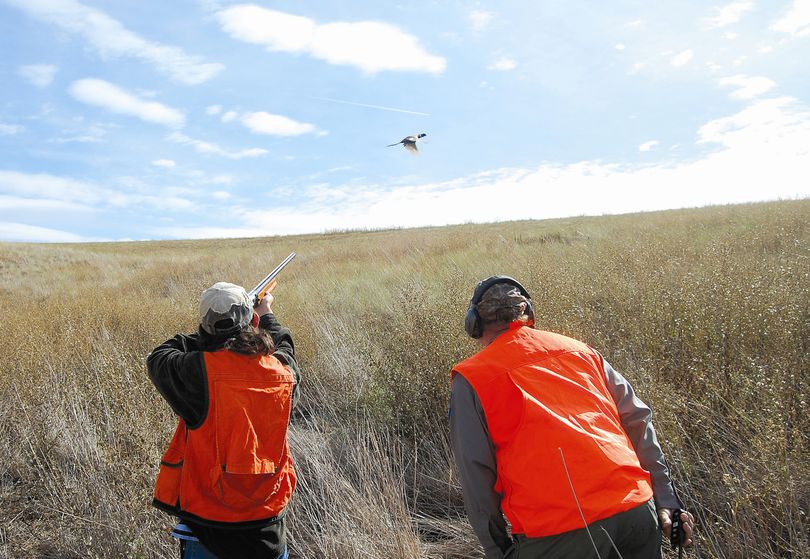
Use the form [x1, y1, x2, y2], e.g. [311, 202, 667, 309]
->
[199, 282, 252, 336]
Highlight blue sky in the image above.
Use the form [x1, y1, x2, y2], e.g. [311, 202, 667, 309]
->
[1, 0, 809, 242]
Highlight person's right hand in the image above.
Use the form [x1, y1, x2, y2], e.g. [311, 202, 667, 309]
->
[658, 508, 695, 547]
[254, 294, 274, 316]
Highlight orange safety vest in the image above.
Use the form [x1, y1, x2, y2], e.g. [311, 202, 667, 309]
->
[452, 324, 653, 538]
[153, 350, 296, 527]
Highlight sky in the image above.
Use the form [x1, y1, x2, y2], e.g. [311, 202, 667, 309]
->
[1, 0, 809, 242]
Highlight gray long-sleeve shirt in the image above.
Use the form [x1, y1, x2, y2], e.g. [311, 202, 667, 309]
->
[449, 357, 680, 559]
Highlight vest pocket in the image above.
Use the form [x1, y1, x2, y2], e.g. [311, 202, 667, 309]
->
[154, 421, 187, 507]
[155, 460, 184, 506]
[211, 468, 284, 508]
[211, 378, 293, 509]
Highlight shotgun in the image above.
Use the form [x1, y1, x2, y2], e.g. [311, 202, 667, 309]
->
[248, 252, 296, 306]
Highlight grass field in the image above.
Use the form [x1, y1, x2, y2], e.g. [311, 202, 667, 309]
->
[1, 200, 808, 558]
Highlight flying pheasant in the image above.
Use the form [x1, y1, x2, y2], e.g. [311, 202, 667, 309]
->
[387, 133, 427, 153]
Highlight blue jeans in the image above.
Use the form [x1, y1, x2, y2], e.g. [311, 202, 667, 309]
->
[183, 541, 288, 559]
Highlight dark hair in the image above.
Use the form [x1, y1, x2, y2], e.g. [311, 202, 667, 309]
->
[223, 329, 275, 356]
[482, 305, 530, 328]
[198, 326, 275, 356]
[488, 304, 525, 325]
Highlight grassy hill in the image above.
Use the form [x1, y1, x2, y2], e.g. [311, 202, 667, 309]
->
[1, 200, 808, 558]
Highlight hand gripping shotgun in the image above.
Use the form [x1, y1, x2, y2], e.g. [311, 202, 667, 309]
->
[248, 252, 296, 306]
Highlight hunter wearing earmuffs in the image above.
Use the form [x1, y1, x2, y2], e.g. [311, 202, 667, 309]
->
[449, 276, 695, 559]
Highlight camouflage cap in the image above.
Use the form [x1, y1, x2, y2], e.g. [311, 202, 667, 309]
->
[476, 282, 528, 322]
[199, 282, 252, 336]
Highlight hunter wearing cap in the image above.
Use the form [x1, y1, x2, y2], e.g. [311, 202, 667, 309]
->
[147, 282, 300, 559]
[449, 276, 695, 559]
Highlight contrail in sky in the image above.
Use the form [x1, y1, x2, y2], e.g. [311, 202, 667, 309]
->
[310, 96, 431, 116]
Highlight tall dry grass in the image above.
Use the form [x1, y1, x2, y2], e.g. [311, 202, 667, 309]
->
[1, 200, 808, 558]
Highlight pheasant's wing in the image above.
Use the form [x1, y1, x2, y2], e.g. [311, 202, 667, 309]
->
[404, 142, 419, 153]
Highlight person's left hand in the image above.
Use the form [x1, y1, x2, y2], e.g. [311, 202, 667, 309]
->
[658, 508, 695, 547]
[254, 294, 274, 316]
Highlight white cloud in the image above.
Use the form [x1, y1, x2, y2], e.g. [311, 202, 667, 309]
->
[167, 132, 269, 158]
[0, 170, 196, 214]
[670, 49, 695, 66]
[625, 19, 645, 28]
[0, 123, 24, 135]
[719, 75, 775, 99]
[217, 4, 446, 74]
[639, 140, 659, 152]
[629, 62, 645, 74]
[702, 1, 754, 28]
[221, 110, 238, 123]
[69, 79, 185, 127]
[0, 195, 90, 213]
[697, 96, 809, 149]
[488, 57, 517, 71]
[0, 170, 103, 205]
[209, 175, 234, 186]
[18, 64, 58, 87]
[469, 10, 494, 31]
[771, 0, 810, 37]
[5, 0, 223, 85]
[155, 98, 810, 239]
[615, 44, 626, 51]
[50, 135, 102, 144]
[184, 172, 234, 186]
[240, 112, 319, 136]
[48, 124, 108, 144]
[706, 61, 723, 72]
[152, 159, 177, 169]
[206, 104, 222, 116]
[155, 224, 264, 239]
[0, 222, 86, 242]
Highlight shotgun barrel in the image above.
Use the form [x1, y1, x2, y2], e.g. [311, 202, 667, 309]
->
[248, 252, 296, 306]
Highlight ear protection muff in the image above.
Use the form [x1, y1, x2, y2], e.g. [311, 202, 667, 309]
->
[464, 275, 534, 339]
